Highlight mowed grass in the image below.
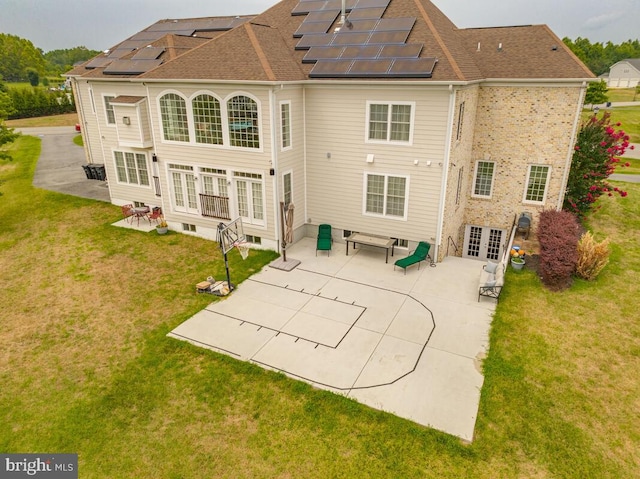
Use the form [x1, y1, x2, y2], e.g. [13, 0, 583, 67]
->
[1, 135, 639, 478]
[606, 87, 639, 103]
[581, 106, 640, 143]
[5, 112, 79, 128]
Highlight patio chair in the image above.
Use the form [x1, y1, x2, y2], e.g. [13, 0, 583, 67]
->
[148, 207, 163, 224]
[316, 224, 333, 256]
[516, 212, 532, 240]
[121, 204, 134, 223]
[394, 241, 431, 274]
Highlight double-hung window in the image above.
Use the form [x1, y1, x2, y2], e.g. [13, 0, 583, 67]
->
[114, 151, 150, 186]
[367, 102, 413, 143]
[160, 93, 189, 142]
[104, 95, 115, 125]
[524, 165, 551, 204]
[364, 173, 408, 219]
[472, 161, 496, 198]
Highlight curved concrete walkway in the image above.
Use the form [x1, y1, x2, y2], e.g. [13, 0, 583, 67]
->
[18, 126, 111, 202]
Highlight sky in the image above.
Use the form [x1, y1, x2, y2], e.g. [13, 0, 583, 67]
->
[0, 0, 638, 52]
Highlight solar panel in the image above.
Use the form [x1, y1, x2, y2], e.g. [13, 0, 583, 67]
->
[346, 7, 386, 20]
[107, 48, 135, 59]
[294, 20, 335, 38]
[387, 58, 437, 77]
[368, 30, 410, 44]
[375, 18, 415, 31]
[331, 32, 371, 45]
[103, 59, 163, 75]
[292, 0, 437, 79]
[378, 43, 422, 58]
[295, 34, 334, 50]
[306, 9, 341, 22]
[84, 56, 112, 69]
[352, 0, 390, 8]
[132, 47, 165, 60]
[349, 58, 393, 75]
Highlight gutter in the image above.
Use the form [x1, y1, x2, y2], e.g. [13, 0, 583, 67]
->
[557, 81, 588, 210]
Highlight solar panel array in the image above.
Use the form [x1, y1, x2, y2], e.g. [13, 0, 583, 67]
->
[292, 0, 437, 78]
[85, 17, 247, 74]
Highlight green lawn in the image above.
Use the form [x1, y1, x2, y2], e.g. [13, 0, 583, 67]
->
[1, 136, 639, 478]
[606, 87, 639, 102]
[581, 106, 640, 143]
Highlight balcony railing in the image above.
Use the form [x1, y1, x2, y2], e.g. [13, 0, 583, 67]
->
[199, 194, 231, 220]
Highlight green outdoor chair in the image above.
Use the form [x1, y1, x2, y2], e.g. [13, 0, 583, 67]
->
[394, 241, 431, 274]
[316, 224, 333, 256]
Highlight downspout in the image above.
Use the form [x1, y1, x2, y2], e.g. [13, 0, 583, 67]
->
[144, 82, 163, 206]
[302, 86, 308, 228]
[71, 78, 93, 163]
[557, 81, 587, 210]
[435, 84, 457, 261]
[270, 86, 281, 252]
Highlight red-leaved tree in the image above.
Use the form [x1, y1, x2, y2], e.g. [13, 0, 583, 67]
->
[563, 112, 632, 218]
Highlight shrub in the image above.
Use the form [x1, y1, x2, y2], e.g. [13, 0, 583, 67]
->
[563, 112, 631, 218]
[575, 231, 610, 281]
[537, 210, 581, 291]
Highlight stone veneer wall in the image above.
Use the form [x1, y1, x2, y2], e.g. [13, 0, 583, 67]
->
[464, 84, 584, 233]
[439, 86, 479, 261]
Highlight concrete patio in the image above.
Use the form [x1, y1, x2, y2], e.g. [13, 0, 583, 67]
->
[168, 237, 496, 441]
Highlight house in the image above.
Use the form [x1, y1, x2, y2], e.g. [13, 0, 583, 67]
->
[67, 0, 594, 263]
[606, 59, 640, 88]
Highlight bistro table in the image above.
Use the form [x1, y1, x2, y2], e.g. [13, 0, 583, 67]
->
[346, 233, 396, 263]
[130, 206, 150, 225]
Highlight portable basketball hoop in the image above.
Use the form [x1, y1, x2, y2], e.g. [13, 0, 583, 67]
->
[216, 218, 247, 294]
[235, 241, 250, 260]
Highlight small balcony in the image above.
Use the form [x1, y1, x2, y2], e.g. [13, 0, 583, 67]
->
[199, 194, 231, 220]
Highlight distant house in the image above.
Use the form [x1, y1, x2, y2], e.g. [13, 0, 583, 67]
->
[607, 59, 640, 88]
[67, 0, 593, 262]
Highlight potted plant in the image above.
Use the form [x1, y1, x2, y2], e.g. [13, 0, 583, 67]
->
[510, 248, 526, 270]
[156, 218, 168, 235]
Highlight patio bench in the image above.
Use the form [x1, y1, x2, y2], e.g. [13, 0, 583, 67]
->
[478, 260, 505, 302]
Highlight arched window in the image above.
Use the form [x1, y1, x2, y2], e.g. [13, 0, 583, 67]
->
[192, 94, 222, 144]
[159, 93, 189, 142]
[227, 95, 259, 148]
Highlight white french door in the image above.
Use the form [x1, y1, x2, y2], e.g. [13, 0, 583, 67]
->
[463, 225, 506, 262]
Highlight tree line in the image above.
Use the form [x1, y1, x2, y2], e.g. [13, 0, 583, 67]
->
[0, 33, 99, 82]
[563, 37, 640, 76]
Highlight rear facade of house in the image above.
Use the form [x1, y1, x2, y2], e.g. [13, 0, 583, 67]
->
[67, 0, 594, 262]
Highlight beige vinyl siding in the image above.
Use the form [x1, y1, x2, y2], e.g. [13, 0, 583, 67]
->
[304, 85, 450, 242]
[274, 87, 306, 238]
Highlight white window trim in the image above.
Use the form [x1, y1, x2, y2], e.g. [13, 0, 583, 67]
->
[156, 90, 264, 152]
[471, 160, 496, 199]
[166, 162, 199, 215]
[362, 172, 410, 221]
[280, 100, 292, 151]
[523, 164, 552, 205]
[233, 170, 267, 227]
[112, 150, 151, 188]
[282, 170, 293, 206]
[103, 94, 116, 126]
[365, 101, 415, 146]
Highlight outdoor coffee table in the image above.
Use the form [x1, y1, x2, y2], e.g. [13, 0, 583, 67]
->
[346, 233, 396, 263]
